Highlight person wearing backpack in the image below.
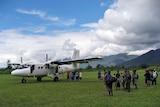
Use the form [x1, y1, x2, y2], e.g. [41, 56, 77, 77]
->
[144, 69, 151, 87]
[104, 71, 113, 96]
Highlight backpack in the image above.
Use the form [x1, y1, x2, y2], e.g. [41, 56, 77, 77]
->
[105, 77, 116, 84]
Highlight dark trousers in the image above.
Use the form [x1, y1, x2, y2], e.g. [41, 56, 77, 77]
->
[152, 78, 157, 85]
[126, 82, 130, 92]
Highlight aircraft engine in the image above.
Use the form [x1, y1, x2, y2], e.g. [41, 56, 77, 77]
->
[44, 63, 57, 68]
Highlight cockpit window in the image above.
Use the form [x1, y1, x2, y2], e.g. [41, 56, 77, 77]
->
[17, 65, 30, 69]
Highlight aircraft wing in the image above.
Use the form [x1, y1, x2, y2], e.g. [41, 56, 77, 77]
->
[50, 56, 103, 65]
[9, 63, 21, 65]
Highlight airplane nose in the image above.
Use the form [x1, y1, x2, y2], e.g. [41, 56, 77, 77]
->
[11, 70, 17, 75]
[11, 69, 22, 76]
[11, 68, 30, 76]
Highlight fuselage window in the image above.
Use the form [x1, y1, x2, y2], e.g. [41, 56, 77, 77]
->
[38, 67, 40, 69]
[45, 64, 49, 69]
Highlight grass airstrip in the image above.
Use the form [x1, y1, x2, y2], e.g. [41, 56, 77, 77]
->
[0, 69, 160, 107]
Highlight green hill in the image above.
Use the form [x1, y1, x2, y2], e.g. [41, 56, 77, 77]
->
[119, 49, 160, 67]
[80, 53, 137, 68]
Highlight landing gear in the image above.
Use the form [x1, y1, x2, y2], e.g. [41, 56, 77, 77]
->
[21, 78, 26, 83]
[54, 77, 59, 82]
[47, 72, 59, 82]
[37, 77, 42, 82]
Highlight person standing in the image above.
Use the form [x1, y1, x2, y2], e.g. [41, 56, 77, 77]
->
[144, 69, 151, 87]
[115, 70, 121, 90]
[76, 72, 79, 80]
[152, 69, 158, 85]
[104, 71, 114, 96]
[67, 71, 70, 79]
[79, 71, 82, 80]
[98, 70, 101, 80]
[73, 72, 76, 80]
[70, 72, 74, 80]
[125, 70, 131, 92]
[132, 70, 138, 89]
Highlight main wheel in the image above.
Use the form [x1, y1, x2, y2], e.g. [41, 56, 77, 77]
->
[54, 77, 59, 82]
[37, 77, 42, 81]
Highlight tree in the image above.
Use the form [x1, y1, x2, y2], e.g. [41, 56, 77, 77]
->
[7, 60, 12, 69]
[86, 64, 92, 69]
[96, 64, 101, 69]
[140, 64, 149, 69]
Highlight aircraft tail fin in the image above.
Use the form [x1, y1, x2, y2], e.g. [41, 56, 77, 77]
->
[72, 49, 80, 60]
[71, 49, 80, 69]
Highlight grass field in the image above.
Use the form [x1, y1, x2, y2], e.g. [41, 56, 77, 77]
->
[0, 69, 160, 107]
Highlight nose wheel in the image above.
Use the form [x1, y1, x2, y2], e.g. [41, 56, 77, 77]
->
[21, 78, 26, 83]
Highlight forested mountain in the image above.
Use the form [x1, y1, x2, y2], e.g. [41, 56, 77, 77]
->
[80, 48, 160, 68]
[80, 53, 137, 68]
[119, 49, 160, 67]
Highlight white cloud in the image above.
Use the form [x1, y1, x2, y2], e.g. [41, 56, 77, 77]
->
[81, 23, 98, 28]
[16, 9, 46, 18]
[0, 0, 160, 67]
[94, 0, 160, 55]
[20, 26, 46, 33]
[0, 29, 97, 67]
[100, 2, 106, 7]
[16, 9, 76, 26]
[127, 48, 153, 55]
[16, 9, 59, 21]
[61, 19, 76, 26]
[46, 16, 59, 21]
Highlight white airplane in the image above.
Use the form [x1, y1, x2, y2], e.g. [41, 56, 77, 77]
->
[11, 49, 103, 83]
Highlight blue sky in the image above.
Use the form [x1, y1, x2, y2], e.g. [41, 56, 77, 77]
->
[0, 0, 114, 32]
[0, 0, 160, 67]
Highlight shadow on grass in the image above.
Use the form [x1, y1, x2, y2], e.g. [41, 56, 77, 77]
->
[11, 77, 103, 84]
